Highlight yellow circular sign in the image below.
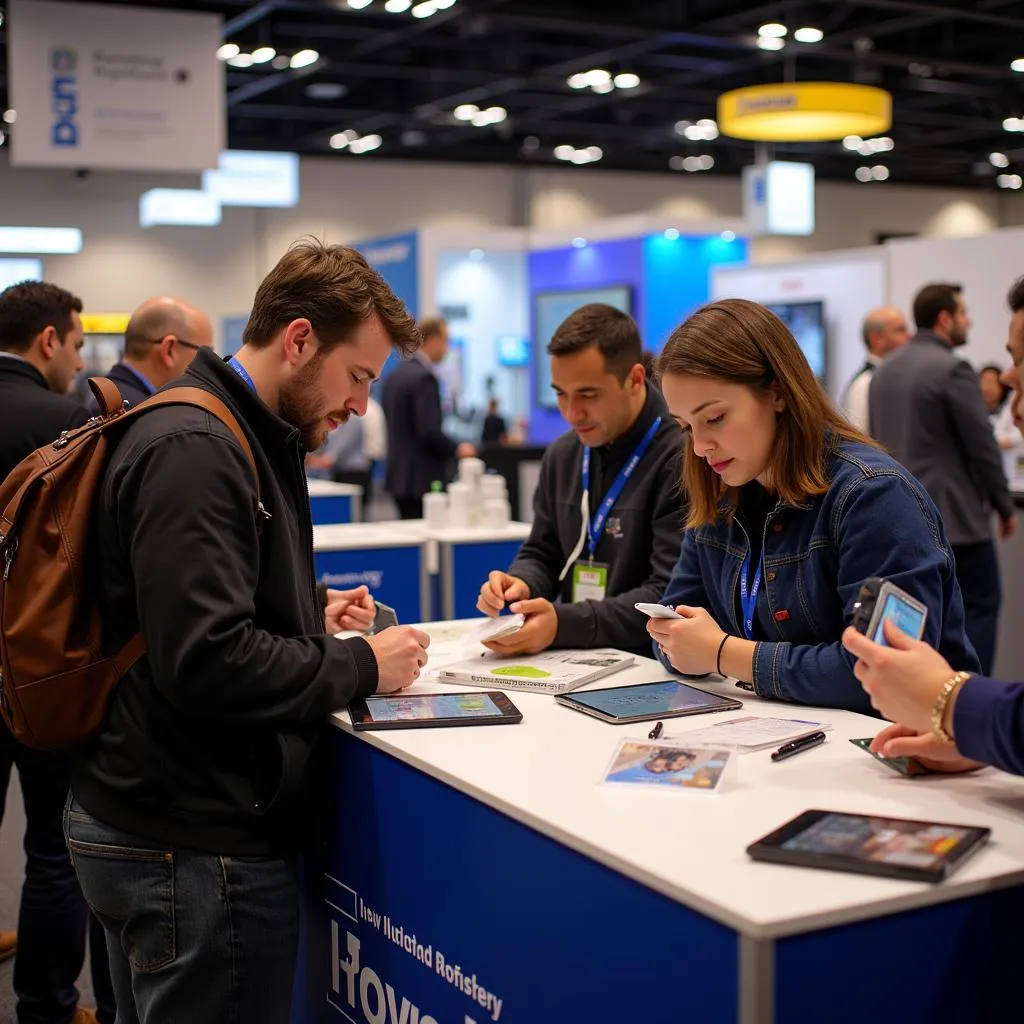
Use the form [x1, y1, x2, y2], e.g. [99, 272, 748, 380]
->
[717, 82, 892, 142]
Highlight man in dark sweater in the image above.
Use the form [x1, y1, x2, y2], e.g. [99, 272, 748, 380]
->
[0, 281, 114, 1024]
[477, 303, 686, 656]
[66, 243, 430, 1023]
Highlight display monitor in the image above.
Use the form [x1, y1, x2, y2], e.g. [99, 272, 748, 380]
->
[533, 286, 633, 408]
[766, 300, 827, 384]
[496, 334, 530, 368]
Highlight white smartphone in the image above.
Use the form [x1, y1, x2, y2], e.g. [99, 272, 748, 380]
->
[634, 603, 683, 620]
[469, 614, 526, 644]
[865, 581, 928, 645]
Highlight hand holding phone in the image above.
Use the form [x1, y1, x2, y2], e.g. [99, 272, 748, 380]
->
[634, 603, 684, 620]
[851, 577, 927, 645]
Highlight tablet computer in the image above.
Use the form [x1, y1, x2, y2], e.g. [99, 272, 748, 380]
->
[349, 691, 522, 730]
[746, 809, 990, 883]
[555, 679, 742, 725]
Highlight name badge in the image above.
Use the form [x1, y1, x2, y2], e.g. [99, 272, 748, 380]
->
[572, 561, 608, 603]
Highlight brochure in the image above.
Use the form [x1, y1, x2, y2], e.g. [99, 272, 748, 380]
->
[437, 648, 634, 695]
[672, 715, 831, 752]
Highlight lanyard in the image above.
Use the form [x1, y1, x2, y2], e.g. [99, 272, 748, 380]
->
[738, 552, 763, 640]
[582, 416, 661, 558]
[228, 356, 257, 394]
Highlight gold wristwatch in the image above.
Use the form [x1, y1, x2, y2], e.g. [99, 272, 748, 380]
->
[931, 671, 971, 742]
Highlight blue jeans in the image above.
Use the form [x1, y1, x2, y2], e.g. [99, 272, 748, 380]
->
[63, 799, 299, 1024]
[0, 725, 115, 1024]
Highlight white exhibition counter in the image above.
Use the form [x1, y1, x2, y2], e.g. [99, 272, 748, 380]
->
[292, 621, 1024, 1024]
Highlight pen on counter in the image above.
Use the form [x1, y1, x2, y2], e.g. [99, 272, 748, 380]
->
[648, 721, 664, 740]
[770, 731, 826, 762]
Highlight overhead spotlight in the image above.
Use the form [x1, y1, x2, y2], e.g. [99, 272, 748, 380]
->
[2, 109, 16, 125]
[613, 72, 640, 89]
[721, 230, 737, 242]
[411, 1, 438, 18]
[217, 43, 240, 61]
[554, 144, 601, 164]
[0, 130, 5, 148]
[871, 165, 890, 180]
[554, 144, 575, 161]
[1005, 117, 1024, 132]
[483, 106, 507, 124]
[384, 0, 411, 10]
[329, 129, 360, 149]
[349, 133, 382, 154]
[469, 248, 484, 260]
[669, 155, 685, 171]
[454, 103, 478, 121]
[757, 36, 785, 51]
[998, 173, 1023, 189]
[697, 118, 719, 140]
[272, 55, 290, 69]
[683, 119, 718, 142]
[567, 73, 589, 89]
[682, 156, 700, 172]
[227, 53, 255, 68]
[290, 49, 319, 69]
[435, 0, 457, 8]
[348, 0, 374, 7]
[990, 152, 1010, 168]
[794, 27, 823, 43]
[855, 166, 873, 182]
[698, 155, 715, 170]
[592, 80, 614, 94]
[1012, 58, 1024, 72]
[759, 22, 788, 38]
[251, 47, 276, 64]
[572, 237, 587, 248]
[872, 136, 894, 152]
[664, 228, 680, 240]
[842, 135, 862, 150]
[584, 69, 612, 87]
[522, 135, 540, 151]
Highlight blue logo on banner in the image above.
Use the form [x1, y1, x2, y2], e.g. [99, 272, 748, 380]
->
[50, 49, 78, 147]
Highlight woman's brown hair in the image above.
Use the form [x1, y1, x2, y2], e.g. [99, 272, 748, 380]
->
[658, 299, 878, 528]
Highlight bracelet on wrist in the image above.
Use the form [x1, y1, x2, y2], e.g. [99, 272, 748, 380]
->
[715, 633, 730, 676]
[932, 671, 971, 742]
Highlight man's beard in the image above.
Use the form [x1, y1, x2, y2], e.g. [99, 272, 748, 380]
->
[278, 354, 348, 450]
[950, 326, 968, 348]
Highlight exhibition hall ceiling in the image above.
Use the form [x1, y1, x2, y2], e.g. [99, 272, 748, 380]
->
[2, 0, 1024, 189]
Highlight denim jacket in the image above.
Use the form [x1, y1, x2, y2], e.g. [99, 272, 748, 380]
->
[657, 438, 979, 713]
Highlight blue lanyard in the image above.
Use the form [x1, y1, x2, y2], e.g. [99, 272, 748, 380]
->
[228, 356, 257, 394]
[738, 553, 763, 640]
[581, 417, 661, 558]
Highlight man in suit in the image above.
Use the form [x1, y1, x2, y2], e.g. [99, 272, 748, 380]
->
[98, 296, 213, 407]
[0, 280, 114, 1024]
[871, 282, 1014, 675]
[842, 305, 910, 433]
[382, 317, 475, 518]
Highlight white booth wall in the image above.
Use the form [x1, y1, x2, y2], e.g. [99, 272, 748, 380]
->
[712, 250, 888, 404]
[434, 247, 530, 425]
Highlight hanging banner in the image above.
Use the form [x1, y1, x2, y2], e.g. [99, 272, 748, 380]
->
[8, 0, 224, 172]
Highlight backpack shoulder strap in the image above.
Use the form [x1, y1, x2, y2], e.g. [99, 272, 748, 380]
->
[124, 386, 261, 502]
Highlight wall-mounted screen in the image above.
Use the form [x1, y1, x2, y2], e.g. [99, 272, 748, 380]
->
[496, 335, 530, 368]
[534, 286, 633, 408]
[766, 300, 827, 384]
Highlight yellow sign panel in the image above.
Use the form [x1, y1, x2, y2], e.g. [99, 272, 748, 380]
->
[718, 83, 892, 142]
[81, 313, 130, 335]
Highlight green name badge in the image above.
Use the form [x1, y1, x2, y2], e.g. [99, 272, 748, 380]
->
[572, 562, 608, 603]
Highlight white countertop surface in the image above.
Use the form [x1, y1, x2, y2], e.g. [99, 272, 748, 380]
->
[425, 522, 532, 544]
[331, 620, 1024, 940]
[306, 479, 364, 498]
[313, 522, 428, 550]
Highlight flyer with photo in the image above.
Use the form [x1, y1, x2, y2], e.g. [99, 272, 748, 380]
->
[600, 739, 733, 792]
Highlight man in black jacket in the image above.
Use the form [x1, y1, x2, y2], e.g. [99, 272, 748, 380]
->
[477, 303, 686, 657]
[0, 281, 115, 1024]
[97, 295, 213, 407]
[382, 316, 476, 518]
[67, 242, 431, 1024]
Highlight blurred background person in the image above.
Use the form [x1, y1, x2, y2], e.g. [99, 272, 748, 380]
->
[480, 397, 508, 446]
[842, 305, 910, 434]
[979, 363, 1022, 450]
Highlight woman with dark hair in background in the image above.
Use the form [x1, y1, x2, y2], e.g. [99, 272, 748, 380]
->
[646, 299, 977, 713]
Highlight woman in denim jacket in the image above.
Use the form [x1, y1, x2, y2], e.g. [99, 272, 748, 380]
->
[647, 299, 978, 714]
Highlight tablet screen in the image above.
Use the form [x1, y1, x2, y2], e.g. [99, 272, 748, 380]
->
[781, 812, 976, 871]
[363, 693, 506, 723]
[566, 680, 736, 718]
[872, 592, 926, 644]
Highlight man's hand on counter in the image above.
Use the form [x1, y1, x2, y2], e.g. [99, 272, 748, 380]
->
[366, 626, 431, 693]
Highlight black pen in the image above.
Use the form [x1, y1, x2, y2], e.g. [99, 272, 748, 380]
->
[648, 721, 664, 740]
[770, 731, 826, 762]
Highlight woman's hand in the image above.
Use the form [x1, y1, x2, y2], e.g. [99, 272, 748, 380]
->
[648, 606, 726, 676]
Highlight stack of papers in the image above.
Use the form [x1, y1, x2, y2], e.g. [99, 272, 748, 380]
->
[671, 715, 830, 752]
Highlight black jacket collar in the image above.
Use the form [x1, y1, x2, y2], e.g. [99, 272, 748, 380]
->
[181, 349, 304, 453]
[0, 354, 51, 391]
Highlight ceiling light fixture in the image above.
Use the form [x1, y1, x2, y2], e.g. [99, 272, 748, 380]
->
[855, 165, 889, 181]
[855, 166, 873, 182]
[572, 237, 587, 248]
[794, 27, 824, 43]
[348, 0, 374, 7]
[990, 152, 1010, 168]
[226, 53, 255, 68]
[349, 134, 382, 153]
[567, 73, 589, 89]
[251, 47, 276, 64]
[756, 36, 786, 51]
[679, 118, 718, 141]
[1004, 117, 1024, 132]
[554, 144, 602, 165]
[454, 104, 506, 126]
[613, 72, 640, 89]
[759, 23, 788, 38]
[217, 43, 240, 61]
[2, 109, 16, 125]
[290, 49, 319, 69]
[0, 131, 5, 148]
[411, 0, 439, 17]
[721, 230, 737, 242]
[664, 228, 680, 240]
[384, 0, 411, 11]
[329, 129, 360, 149]
[719, 83, 891, 141]
[998, 173, 1023, 189]
[1012, 58, 1024, 72]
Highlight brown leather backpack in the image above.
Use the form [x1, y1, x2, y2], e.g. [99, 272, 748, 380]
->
[0, 377, 259, 751]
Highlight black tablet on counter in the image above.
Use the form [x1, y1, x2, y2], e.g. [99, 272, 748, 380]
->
[746, 809, 990, 883]
[349, 691, 522, 730]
